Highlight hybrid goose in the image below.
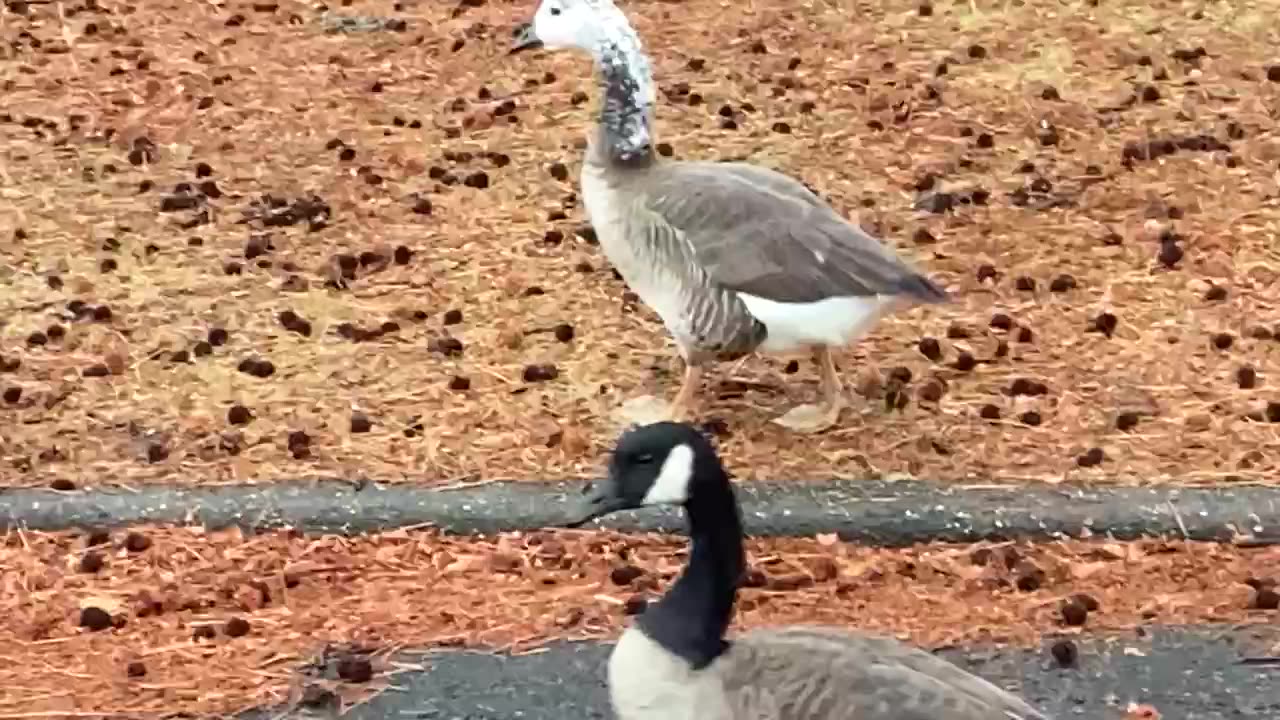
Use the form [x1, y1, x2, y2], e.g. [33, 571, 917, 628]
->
[511, 0, 950, 433]
[566, 421, 1052, 720]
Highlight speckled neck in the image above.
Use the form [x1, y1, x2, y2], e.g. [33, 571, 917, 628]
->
[589, 19, 656, 168]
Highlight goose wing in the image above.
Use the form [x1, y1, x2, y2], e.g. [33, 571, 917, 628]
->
[714, 626, 1049, 720]
[632, 161, 949, 305]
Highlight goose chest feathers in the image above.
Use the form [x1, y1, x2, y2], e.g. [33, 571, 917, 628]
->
[566, 422, 1052, 720]
[512, 0, 951, 433]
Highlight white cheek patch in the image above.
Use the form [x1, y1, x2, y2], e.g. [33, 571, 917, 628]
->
[641, 443, 693, 505]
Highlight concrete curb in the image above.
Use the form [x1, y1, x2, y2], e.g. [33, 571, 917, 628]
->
[4, 478, 1279, 545]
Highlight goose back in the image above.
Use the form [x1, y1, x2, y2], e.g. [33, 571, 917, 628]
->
[717, 626, 1049, 720]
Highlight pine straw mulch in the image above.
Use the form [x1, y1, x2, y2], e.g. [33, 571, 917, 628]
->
[2, 524, 1279, 718]
[2, 0, 1280, 490]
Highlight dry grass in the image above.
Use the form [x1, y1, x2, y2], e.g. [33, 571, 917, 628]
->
[2, 524, 1277, 717]
[1, 0, 1279, 489]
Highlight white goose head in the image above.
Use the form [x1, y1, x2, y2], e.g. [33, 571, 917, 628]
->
[510, 0, 657, 120]
[512, 0, 632, 55]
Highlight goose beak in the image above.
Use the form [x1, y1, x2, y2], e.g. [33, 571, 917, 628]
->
[510, 22, 543, 54]
[563, 480, 625, 528]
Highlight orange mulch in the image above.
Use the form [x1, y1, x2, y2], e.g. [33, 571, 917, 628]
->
[2, 0, 1280, 489]
[2, 524, 1278, 718]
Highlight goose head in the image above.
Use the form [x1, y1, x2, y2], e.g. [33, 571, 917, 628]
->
[566, 422, 723, 527]
[510, 0, 630, 55]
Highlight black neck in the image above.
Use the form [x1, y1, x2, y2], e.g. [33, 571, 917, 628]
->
[595, 41, 656, 168]
[635, 463, 744, 669]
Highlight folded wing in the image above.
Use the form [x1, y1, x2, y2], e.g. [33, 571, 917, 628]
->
[635, 161, 949, 305]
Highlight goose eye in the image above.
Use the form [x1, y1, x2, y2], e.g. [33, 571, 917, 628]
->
[549, 6, 561, 15]
[634, 453, 654, 464]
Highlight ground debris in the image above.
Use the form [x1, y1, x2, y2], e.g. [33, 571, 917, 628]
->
[0, 0, 1278, 490]
[1, 526, 1276, 717]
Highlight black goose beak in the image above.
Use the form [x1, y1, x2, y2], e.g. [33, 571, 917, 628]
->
[562, 479, 627, 528]
[510, 22, 543, 54]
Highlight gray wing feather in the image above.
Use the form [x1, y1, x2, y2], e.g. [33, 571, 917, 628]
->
[698, 162, 828, 209]
[714, 626, 1049, 720]
[621, 202, 768, 356]
[633, 162, 950, 305]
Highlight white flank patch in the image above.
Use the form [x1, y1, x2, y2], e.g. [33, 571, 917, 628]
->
[739, 293, 893, 353]
[642, 443, 694, 505]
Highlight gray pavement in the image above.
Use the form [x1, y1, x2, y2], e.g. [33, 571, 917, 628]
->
[4, 478, 1280, 545]
[242, 625, 1280, 720]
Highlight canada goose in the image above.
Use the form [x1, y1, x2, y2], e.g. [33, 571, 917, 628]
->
[565, 421, 1052, 720]
[511, 0, 950, 433]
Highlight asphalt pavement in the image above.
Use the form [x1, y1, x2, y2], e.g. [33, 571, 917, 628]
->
[7, 477, 1279, 720]
[242, 625, 1280, 720]
[5, 478, 1280, 545]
